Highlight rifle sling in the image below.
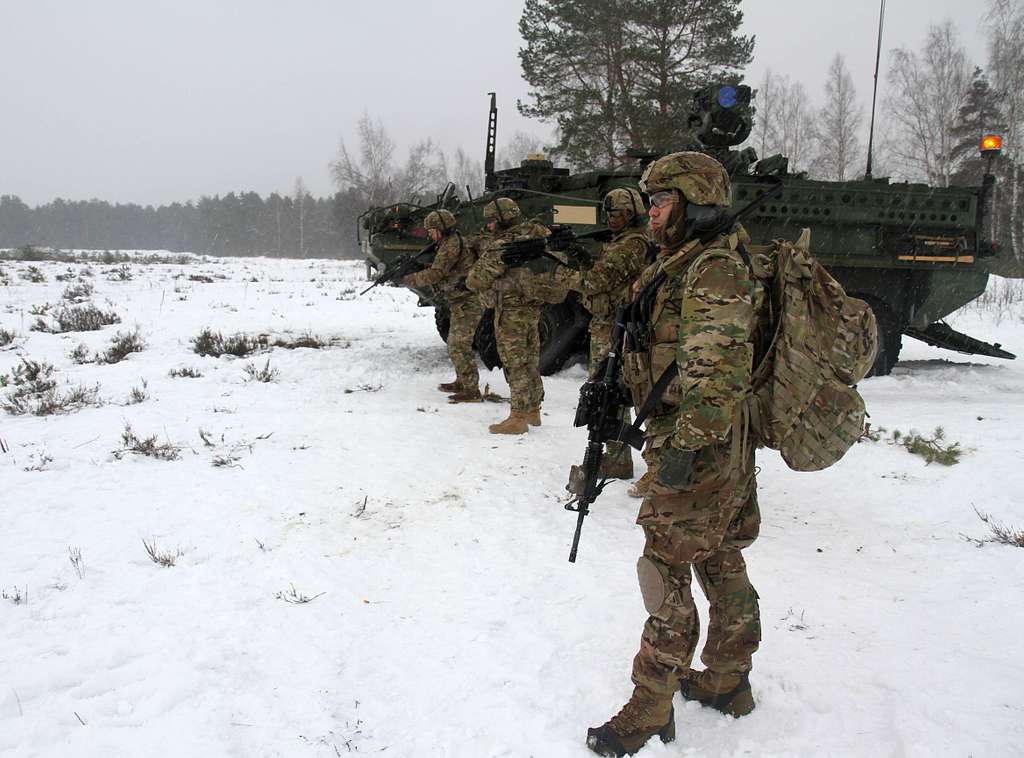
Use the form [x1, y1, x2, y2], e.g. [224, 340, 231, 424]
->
[615, 362, 677, 450]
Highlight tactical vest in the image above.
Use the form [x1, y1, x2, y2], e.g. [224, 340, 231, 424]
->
[622, 232, 765, 441]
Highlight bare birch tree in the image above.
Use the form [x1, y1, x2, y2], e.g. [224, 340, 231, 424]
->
[987, 0, 1024, 259]
[293, 177, 308, 258]
[752, 70, 816, 174]
[884, 20, 973, 186]
[752, 69, 782, 160]
[811, 54, 865, 181]
[498, 130, 546, 169]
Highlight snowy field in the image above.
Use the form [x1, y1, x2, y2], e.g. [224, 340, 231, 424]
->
[1, 253, 1022, 758]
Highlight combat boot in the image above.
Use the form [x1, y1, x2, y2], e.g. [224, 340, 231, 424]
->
[627, 469, 655, 498]
[488, 411, 529, 435]
[680, 669, 754, 718]
[437, 379, 462, 393]
[525, 407, 542, 426]
[586, 686, 675, 757]
[448, 388, 482, 403]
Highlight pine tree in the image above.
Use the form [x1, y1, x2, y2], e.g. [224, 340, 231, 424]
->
[517, 0, 753, 169]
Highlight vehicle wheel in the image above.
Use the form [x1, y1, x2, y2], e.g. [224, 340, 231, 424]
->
[474, 309, 501, 370]
[434, 306, 450, 343]
[861, 297, 902, 377]
[539, 301, 588, 376]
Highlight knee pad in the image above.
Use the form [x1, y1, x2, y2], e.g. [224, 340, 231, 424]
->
[637, 556, 669, 616]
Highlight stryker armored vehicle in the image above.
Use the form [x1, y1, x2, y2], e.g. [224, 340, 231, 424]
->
[359, 87, 1015, 376]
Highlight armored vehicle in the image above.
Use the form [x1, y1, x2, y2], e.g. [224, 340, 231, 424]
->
[360, 88, 1015, 377]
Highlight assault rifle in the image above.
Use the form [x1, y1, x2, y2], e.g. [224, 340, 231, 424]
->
[564, 312, 644, 563]
[565, 179, 784, 563]
[499, 224, 611, 269]
[359, 241, 438, 296]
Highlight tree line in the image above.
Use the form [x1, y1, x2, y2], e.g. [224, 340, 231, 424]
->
[4, 0, 1024, 268]
[0, 183, 367, 259]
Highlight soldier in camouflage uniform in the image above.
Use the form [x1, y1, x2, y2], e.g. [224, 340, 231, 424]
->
[562, 188, 649, 478]
[401, 209, 483, 402]
[586, 153, 763, 757]
[466, 197, 560, 434]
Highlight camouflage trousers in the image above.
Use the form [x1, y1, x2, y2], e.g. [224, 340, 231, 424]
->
[447, 295, 483, 390]
[631, 454, 761, 697]
[495, 304, 543, 413]
[590, 316, 632, 470]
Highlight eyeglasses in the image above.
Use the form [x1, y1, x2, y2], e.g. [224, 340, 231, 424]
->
[648, 190, 677, 209]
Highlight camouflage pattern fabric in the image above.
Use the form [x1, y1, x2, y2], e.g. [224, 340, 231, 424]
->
[403, 232, 476, 304]
[742, 230, 878, 472]
[446, 296, 484, 391]
[565, 227, 648, 469]
[495, 304, 543, 412]
[638, 151, 731, 207]
[404, 231, 483, 390]
[467, 220, 551, 412]
[632, 479, 761, 697]
[622, 233, 764, 697]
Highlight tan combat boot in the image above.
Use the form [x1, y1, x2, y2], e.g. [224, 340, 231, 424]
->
[525, 407, 542, 426]
[448, 388, 482, 404]
[627, 469, 655, 498]
[488, 411, 529, 434]
[680, 669, 754, 718]
[586, 686, 675, 757]
[437, 379, 462, 393]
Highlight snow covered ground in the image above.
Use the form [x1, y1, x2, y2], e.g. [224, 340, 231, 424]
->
[1, 254, 1022, 758]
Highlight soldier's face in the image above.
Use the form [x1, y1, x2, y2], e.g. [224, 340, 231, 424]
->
[648, 192, 677, 232]
[486, 219, 498, 233]
[607, 211, 626, 232]
[428, 228, 442, 242]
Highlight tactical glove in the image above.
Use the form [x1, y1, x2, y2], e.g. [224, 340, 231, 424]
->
[655, 444, 695, 488]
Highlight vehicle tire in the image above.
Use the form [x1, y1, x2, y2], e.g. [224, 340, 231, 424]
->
[539, 301, 588, 376]
[475, 309, 501, 370]
[434, 305, 451, 343]
[861, 297, 902, 377]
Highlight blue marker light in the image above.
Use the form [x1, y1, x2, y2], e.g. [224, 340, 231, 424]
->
[717, 86, 738, 109]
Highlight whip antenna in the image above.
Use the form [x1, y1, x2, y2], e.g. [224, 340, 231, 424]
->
[865, 0, 886, 179]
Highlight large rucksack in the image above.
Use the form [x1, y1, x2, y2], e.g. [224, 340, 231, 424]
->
[741, 228, 878, 471]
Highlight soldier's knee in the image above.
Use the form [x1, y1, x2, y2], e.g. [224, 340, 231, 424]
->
[637, 556, 674, 619]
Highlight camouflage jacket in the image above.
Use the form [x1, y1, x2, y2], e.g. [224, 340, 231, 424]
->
[403, 232, 476, 302]
[466, 220, 563, 311]
[564, 227, 649, 319]
[623, 231, 764, 451]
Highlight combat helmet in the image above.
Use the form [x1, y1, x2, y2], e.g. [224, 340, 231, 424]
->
[639, 151, 731, 207]
[602, 188, 647, 224]
[482, 197, 521, 225]
[423, 209, 457, 233]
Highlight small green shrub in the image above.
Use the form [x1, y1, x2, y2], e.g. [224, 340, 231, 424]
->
[96, 329, 145, 364]
[191, 328, 267, 357]
[49, 304, 121, 333]
[115, 423, 180, 461]
[243, 359, 279, 383]
[68, 343, 93, 364]
[169, 366, 203, 378]
[1, 358, 101, 415]
[20, 265, 46, 283]
[62, 281, 95, 303]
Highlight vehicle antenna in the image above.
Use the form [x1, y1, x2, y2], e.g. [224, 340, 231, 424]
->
[485, 92, 498, 192]
[864, 0, 886, 180]
[465, 185, 483, 226]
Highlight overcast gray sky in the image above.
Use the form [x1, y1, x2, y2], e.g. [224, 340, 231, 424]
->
[0, 0, 990, 206]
